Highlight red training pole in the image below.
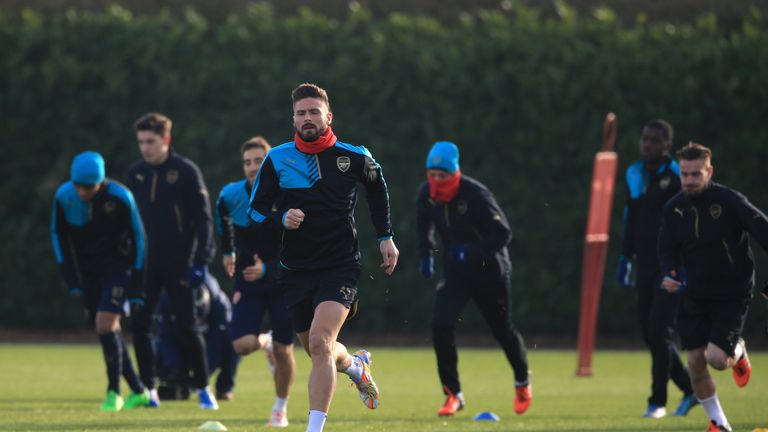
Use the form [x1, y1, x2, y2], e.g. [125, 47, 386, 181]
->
[576, 113, 618, 376]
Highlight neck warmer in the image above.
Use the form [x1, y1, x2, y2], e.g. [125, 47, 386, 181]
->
[294, 126, 337, 154]
[428, 170, 461, 203]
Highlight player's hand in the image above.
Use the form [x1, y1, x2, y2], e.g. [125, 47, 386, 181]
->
[448, 244, 467, 264]
[68, 287, 83, 298]
[617, 256, 633, 288]
[419, 255, 434, 278]
[222, 253, 236, 277]
[242, 254, 265, 282]
[379, 238, 399, 275]
[661, 270, 683, 293]
[282, 209, 305, 230]
[187, 264, 206, 288]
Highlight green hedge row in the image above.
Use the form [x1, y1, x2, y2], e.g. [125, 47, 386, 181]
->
[2, 5, 767, 338]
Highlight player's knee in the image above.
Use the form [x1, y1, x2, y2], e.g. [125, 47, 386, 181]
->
[307, 334, 333, 359]
[687, 349, 708, 372]
[232, 337, 256, 355]
[273, 343, 293, 363]
[705, 351, 729, 370]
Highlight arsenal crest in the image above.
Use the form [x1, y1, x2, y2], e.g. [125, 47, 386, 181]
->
[104, 201, 117, 214]
[337, 156, 351, 172]
[166, 169, 179, 184]
[710, 204, 722, 219]
[457, 200, 468, 215]
[659, 176, 671, 190]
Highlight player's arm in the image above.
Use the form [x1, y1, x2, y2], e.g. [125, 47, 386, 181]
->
[416, 183, 437, 257]
[360, 153, 394, 241]
[465, 186, 512, 257]
[360, 151, 398, 274]
[732, 191, 768, 252]
[189, 163, 215, 267]
[621, 183, 636, 258]
[120, 190, 147, 303]
[617, 183, 635, 287]
[50, 198, 80, 293]
[215, 189, 236, 277]
[247, 156, 283, 230]
[657, 203, 683, 292]
[416, 183, 437, 278]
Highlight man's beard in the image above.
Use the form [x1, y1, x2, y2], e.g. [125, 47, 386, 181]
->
[297, 124, 325, 142]
[682, 187, 701, 198]
[682, 182, 710, 198]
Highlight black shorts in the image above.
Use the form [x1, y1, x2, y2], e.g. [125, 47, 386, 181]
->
[279, 265, 360, 333]
[677, 295, 750, 356]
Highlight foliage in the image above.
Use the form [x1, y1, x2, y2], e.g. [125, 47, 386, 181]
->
[1, 5, 767, 336]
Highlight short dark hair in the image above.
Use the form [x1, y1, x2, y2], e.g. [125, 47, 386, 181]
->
[240, 136, 271, 156]
[134, 112, 172, 136]
[645, 118, 673, 142]
[676, 142, 712, 162]
[291, 83, 330, 109]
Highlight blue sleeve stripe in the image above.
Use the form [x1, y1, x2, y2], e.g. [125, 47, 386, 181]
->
[247, 207, 267, 223]
[377, 235, 393, 242]
[129, 201, 145, 271]
[669, 160, 680, 175]
[50, 201, 64, 264]
[626, 162, 646, 199]
[335, 141, 373, 158]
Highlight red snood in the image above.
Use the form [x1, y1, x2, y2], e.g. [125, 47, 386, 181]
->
[428, 170, 461, 203]
[294, 126, 337, 154]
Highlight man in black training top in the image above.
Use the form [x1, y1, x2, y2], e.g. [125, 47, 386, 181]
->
[127, 112, 218, 410]
[658, 142, 768, 432]
[617, 119, 695, 418]
[416, 141, 531, 417]
[247, 83, 399, 432]
[51, 151, 150, 411]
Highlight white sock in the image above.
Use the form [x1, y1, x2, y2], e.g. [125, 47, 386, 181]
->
[341, 355, 363, 383]
[733, 341, 744, 361]
[306, 410, 327, 432]
[273, 396, 288, 413]
[699, 394, 729, 428]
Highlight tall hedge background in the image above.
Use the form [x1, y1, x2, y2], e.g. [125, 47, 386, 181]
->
[1, 3, 767, 341]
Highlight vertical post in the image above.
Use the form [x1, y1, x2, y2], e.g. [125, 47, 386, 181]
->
[576, 113, 618, 376]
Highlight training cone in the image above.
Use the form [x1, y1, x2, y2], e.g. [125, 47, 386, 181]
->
[198, 420, 227, 431]
[473, 411, 500, 421]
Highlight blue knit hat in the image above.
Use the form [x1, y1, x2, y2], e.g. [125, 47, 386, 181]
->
[426, 141, 460, 173]
[70, 151, 105, 185]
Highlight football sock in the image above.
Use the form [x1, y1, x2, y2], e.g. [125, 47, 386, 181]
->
[99, 332, 122, 393]
[733, 341, 744, 362]
[700, 394, 729, 428]
[341, 355, 363, 383]
[118, 333, 144, 393]
[306, 410, 327, 432]
[273, 396, 288, 413]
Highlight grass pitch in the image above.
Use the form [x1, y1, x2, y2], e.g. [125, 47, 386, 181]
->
[0, 344, 766, 431]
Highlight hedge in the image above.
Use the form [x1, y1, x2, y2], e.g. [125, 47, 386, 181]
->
[1, 4, 767, 338]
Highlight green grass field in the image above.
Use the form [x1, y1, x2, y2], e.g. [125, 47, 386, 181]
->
[0, 344, 765, 431]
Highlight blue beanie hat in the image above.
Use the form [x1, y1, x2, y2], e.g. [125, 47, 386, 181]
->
[426, 141, 460, 173]
[70, 151, 105, 185]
